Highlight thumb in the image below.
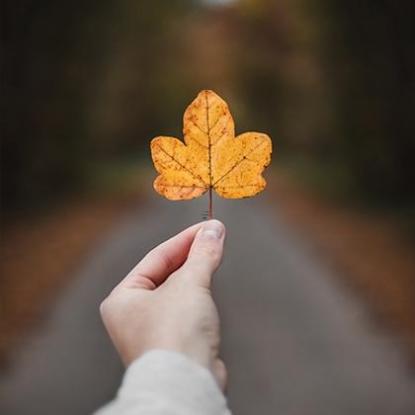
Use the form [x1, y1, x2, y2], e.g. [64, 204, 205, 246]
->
[182, 220, 226, 288]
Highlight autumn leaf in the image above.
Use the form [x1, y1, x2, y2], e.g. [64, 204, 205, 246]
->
[150, 90, 272, 215]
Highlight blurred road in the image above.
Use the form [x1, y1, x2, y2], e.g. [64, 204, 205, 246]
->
[1, 194, 415, 415]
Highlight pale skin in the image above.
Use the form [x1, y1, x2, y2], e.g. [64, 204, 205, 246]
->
[100, 219, 227, 390]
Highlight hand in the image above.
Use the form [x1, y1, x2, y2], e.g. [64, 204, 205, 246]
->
[99, 220, 227, 390]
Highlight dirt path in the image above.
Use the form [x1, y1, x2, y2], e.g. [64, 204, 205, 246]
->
[1, 194, 414, 414]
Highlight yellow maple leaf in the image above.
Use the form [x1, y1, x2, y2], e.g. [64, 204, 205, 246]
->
[150, 90, 272, 211]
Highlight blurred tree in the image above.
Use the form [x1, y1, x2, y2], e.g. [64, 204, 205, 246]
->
[235, 0, 329, 151]
[1, 0, 194, 212]
[2, 0, 413, 213]
[321, 0, 415, 203]
[88, 0, 196, 155]
[2, 0, 113, 210]
[233, 0, 414, 205]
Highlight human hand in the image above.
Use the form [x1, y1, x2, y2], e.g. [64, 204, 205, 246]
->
[99, 220, 227, 390]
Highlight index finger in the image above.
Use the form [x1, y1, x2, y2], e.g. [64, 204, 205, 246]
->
[118, 222, 204, 290]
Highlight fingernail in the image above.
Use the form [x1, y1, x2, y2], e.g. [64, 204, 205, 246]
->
[200, 220, 225, 239]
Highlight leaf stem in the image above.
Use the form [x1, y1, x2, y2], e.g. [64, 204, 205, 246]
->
[208, 187, 213, 219]
[205, 91, 213, 220]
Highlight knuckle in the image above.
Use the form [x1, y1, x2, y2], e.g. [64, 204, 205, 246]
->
[99, 296, 112, 319]
[148, 247, 174, 271]
[99, 299, 107, 317]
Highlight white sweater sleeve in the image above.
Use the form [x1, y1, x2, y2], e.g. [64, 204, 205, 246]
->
[94, 350, 231, 415]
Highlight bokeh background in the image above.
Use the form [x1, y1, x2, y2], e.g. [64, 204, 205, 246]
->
[3, 0, 415, 209]
[1, 0, 415, 414]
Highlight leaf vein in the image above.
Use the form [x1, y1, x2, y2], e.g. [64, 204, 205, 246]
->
[159, 184, 206, 189]
[187, 135, 208, 149]
[155, 144, 207, 187]
[216, 184, 260, 189]
[188, 119, 208, 136]
[209, 115, 222, 132]
[213, 139, 267, 186]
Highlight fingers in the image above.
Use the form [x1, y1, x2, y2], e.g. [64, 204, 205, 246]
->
[212, 358, 228, 392]
[182, 220, 226, 288]
[120, 222, 204, 290]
